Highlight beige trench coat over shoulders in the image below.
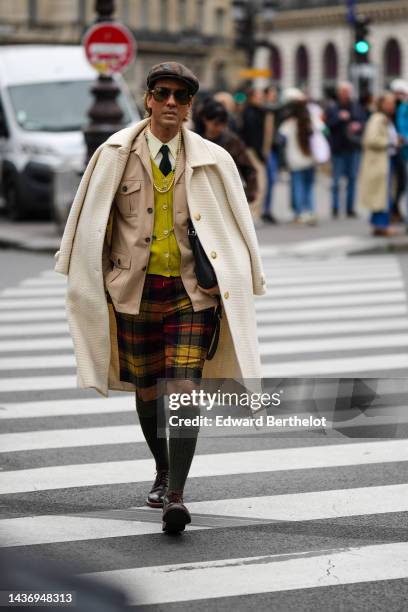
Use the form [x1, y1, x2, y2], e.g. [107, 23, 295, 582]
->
[55, 118, 267, 396]
[357, 112, 390, 213]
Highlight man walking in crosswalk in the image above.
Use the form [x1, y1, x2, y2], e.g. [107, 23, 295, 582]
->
[55, 62, 266, 534]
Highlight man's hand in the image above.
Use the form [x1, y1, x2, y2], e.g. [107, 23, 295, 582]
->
[339, 110, 350, 121]
[198, 284, 220, 296]
[349, 121, 362, 133]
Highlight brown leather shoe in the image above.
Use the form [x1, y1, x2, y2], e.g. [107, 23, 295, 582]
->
[146, 469, 169, 508]
[162, 490, 191, 533]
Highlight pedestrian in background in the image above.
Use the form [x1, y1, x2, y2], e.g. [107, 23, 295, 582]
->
[240, 88, 271, 218]
[326, 81, 365, 218]
[261, 85, 280, 224]
[358, 91, 400, 237]
[198, 99, 258, 204]
[213, 90, 240, 134]
[390, 79, 408, 222]
[279, 89, 320, 225]
[55, 61, 266, 535]
[396, 83, 408, 221]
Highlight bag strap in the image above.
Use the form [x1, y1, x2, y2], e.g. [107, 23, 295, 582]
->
[207, 296, 222, 360]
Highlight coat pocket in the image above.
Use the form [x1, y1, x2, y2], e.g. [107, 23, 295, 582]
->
[115, 180, 142, 216]
[106, 250, 131, 285]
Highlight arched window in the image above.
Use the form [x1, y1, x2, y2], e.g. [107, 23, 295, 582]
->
[322, 42, 338, 99]
[295, 45, 309, 90]
[384, 38, 402, 86]
[270, 45, 282, 84]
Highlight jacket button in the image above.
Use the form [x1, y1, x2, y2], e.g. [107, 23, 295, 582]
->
[142, 266, 146, 271]
[122, 185, 128, 192]
[117, 258, 121, 265]
[147, 207, 153, 213]
[145, 237, 151, 243]
[261, 277, 266, 285]
[194, 213, 201, 221]
[210, 251, 217, 259]
[224, 291, 229, 299]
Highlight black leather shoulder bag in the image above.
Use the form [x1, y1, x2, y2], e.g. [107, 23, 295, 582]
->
[187, 218, 222, 360]
[187, 219, 217, 289]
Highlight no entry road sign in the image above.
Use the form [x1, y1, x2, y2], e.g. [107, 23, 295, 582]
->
[83, 22, 135, 74]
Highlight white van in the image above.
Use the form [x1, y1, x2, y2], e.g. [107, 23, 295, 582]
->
[0, 45, 140, 220]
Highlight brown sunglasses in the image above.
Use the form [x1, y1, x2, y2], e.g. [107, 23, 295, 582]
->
[150, 86, 192, 105]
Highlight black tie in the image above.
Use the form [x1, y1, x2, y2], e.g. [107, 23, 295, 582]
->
[159, 144, 172, 176]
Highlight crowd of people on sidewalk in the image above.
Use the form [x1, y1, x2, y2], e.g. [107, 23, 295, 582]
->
[190, 78, 408, 237]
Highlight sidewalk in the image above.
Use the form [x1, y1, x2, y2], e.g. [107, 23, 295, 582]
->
[0, 217, 61, 253]
[0, 173, 407, 257]
[256, 173, 408, 257]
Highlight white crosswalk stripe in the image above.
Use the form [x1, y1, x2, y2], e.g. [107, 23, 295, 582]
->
[0, 397, 133, 419]
[0, 337, 72, 352]
[83, 543, 408, 606]
[0, 309, 65, 322]
[1, 440, 407, 494]
[0, 286, 67, 297]
[258, 318, 408, 337]
[0, 257, 407, 607]
[256, 291, 406, 310]
[0, 322, 69, 336]
[1, 483, 407, 547]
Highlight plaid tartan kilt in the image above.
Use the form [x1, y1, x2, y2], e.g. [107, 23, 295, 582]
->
[113, 275, 216, 391]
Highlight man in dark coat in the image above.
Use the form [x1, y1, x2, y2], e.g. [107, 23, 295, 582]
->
[326, 81, 366, 218]
[198, 99, 258, 204]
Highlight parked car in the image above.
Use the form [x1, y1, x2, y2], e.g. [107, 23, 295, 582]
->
[0, 45, 140, 221]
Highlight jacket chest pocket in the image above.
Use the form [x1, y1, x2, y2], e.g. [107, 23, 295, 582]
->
[115, 180, 142, 216]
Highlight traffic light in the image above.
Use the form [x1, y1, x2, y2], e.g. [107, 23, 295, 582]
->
[232, 1, 253, 51]
[354, 16, 370, 63]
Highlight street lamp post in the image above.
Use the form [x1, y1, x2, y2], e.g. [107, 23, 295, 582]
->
[83, 0, 125, 161]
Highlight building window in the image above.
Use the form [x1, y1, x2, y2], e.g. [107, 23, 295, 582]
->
[178, 0, 187, 30]
[160, 0, 168, 31]
[214, 8, 225, 37]
[270, 45, 282, 83]
[141, 0, 149, 29]
[121, 0, 130, 24]
[295, 45, 309, 90]
[78, 0, 86, 25]
[322, 42, 338, 98]
[28, 0, 37, 26]
[196, 0, 204, 31]
[384, 38, 402, 86]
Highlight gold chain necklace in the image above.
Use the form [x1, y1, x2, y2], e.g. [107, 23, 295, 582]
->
[145, 126, 182, 194]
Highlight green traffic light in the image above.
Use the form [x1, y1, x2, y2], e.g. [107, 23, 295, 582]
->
[355, 40, 370, 54]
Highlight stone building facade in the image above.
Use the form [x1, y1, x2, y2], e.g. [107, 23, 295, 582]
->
[0, 0, 241, 97]
[254, 0, 408, 99]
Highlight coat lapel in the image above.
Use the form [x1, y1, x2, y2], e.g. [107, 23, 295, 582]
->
[131, 130, 154, 184]
[182, 125, 217, 168]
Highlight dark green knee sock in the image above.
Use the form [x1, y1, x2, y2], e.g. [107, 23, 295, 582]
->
[135, 394, 169, 471]
[168, 405, 200, 493]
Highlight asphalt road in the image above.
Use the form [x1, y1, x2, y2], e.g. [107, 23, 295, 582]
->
[0, 247, 407, 611]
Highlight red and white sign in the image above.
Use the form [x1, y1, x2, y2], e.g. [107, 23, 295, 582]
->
[83, 22, 135, 74]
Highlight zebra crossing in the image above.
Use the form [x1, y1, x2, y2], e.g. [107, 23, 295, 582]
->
[257, 254, 408, 377]
[0, 253, 407, 609]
